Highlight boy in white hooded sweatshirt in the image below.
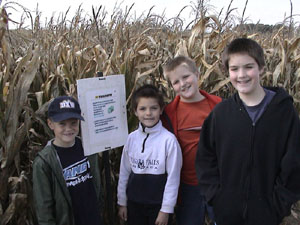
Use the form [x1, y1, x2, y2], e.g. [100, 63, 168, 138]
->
[117, 84, 182, 225]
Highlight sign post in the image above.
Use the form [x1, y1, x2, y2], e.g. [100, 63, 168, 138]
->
[77, 74, 128, 224]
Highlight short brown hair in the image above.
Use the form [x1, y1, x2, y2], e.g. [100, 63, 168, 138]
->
[163, 56, 199, 79]
[222, 38, 265, 71]
[131, 84, 164, 112]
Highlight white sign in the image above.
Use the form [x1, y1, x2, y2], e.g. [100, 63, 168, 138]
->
[77, 75, 128, 155]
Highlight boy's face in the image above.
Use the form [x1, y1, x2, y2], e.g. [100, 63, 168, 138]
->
[228, 53, 264, 98]
[166, 63, 199, 102]
[48, 118, 80, 147]
[134, 97, 162, 128]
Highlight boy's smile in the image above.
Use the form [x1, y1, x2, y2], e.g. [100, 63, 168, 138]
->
[48, 118, 80, 147]
[135, 97, 162, 128]
[167, 63, 203, 102]
[228, 53, 264, 101]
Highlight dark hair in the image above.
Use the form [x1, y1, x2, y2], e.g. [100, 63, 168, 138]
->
[163, 55, 199, 79]
[222, 38, 265, 71]
[131, 84, 164, 111]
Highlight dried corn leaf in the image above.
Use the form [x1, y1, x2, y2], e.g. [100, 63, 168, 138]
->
[291, 209, 300, 219]
[2, 49, 39, 169]
[277, 36, 286, 76]
[175, 39, 188, 57]
[211, 78, 231, 93]
[126, 73, 139, 105]
[8, 172, 27, 194]
[35, 91, 44, 109]
[248, 33, 258, 39]
[136, 66, 158, 81]
[292, 54, 300, 63]
[138, 48, 150, 56]
[215, 35, 233, 53]
[208, 15, 221, 29]
[1, 193, 27, 224]
[201, 58, 213, 69]
[202, 38, 208, 60]
[199, 60, 219, 86]
[2, 121, 30, 170]
[103, 59, 114, 76]
[288, 37, 300, 57]
[75, 47, 93, 60]
[110, 38, 120, 63]
[94, 44, 109, 59]
[188, 17, 208, 53]
[2, 82, 9, 98]
[1, 37, 12, 86]
[295, 68, 300, 80]
[147, 36, 157, 47]
[134, 42, 148, 53]
[0, 8, 8, 40]
[188, 16, 219, 53]
[273, 64, 281, 86]
[0, 123, 5, 148]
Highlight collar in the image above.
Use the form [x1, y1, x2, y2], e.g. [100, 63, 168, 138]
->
[138, 120, 162, 134]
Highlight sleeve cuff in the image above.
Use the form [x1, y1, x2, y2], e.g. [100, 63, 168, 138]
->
[160, 205, 174, 213]
[117, 198, 127, 207]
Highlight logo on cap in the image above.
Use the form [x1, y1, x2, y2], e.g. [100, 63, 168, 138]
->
[48, 96, 84, 122]
[60, 100, 75, 109]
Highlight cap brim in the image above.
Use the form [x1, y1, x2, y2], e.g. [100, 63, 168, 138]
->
[50, 113, 84, 122]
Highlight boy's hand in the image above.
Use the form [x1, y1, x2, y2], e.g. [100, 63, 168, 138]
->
[155, 211, 169, 225]
[118, 206, 127, 221]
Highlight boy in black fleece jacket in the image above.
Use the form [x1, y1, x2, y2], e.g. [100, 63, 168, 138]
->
[196, 38, 300, 225]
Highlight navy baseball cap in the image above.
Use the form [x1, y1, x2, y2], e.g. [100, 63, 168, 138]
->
[48, 96, 84, 122]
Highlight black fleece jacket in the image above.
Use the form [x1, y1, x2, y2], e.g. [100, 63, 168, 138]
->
[196, 87, 300, 225]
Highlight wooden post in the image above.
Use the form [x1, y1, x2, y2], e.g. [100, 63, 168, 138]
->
[96, 71, 114, 225]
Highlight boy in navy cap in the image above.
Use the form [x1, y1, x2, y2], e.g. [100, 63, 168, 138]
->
[33, 96, 103, 225]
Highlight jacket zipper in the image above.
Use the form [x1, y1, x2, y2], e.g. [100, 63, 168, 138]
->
[141, 124, 150, 153]
[238, 105, 256, 222]
[141, 133, 150, 153]
[243, 121, 255, 222]
[238, 91, 275, 222]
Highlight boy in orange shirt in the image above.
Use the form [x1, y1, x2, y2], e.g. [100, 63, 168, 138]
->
[162, 56, 221, 225]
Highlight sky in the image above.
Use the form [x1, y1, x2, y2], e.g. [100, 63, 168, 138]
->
[2, 0, 300, 28]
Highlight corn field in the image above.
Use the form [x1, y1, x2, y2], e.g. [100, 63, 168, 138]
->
[0, 1, 300, 224]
